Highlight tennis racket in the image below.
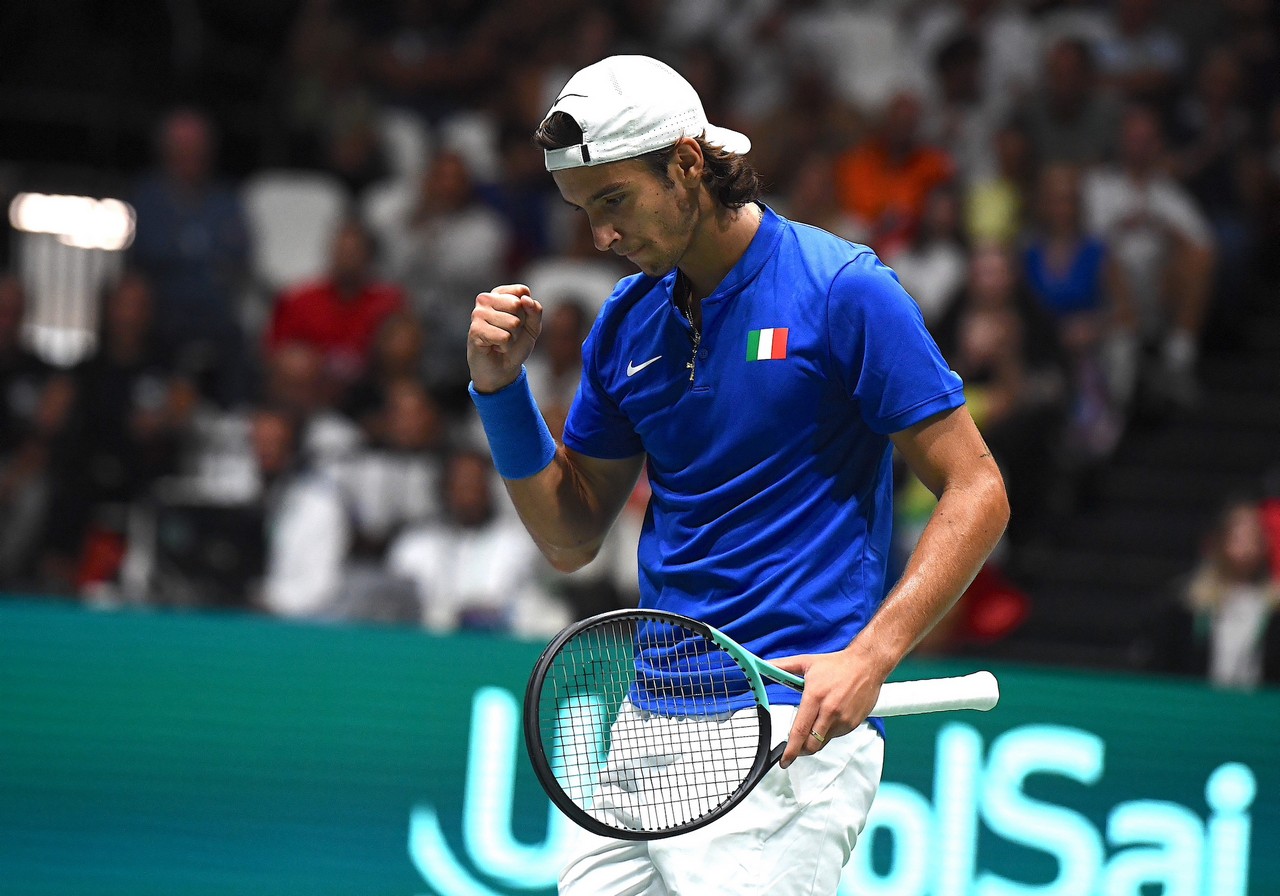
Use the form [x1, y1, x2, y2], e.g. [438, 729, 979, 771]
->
[523, 608, 1000, 840]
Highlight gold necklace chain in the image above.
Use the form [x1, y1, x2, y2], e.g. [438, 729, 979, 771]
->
[685, 316, 701, 382]
[678, 271, 700, 382]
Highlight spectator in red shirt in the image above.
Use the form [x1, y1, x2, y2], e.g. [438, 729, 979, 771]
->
[266, 218, 406, 401]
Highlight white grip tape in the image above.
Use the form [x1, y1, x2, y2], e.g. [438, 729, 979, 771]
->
[872, 670, 1000, 717]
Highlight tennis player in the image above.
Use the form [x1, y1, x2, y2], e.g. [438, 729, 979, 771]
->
[467, 55, 1009, 895]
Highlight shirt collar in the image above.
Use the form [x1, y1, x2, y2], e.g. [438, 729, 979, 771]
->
[664, 203, 785, 306]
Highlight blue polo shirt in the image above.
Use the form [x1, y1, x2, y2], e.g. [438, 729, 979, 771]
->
[563, 206, 964, 710]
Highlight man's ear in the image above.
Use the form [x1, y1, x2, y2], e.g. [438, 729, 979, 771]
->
[671, 137, 704, 187]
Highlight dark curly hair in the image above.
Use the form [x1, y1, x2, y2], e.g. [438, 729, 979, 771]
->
[533, 111, 761, 209]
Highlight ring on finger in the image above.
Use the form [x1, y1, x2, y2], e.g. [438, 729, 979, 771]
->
[808, 729, 827, 745]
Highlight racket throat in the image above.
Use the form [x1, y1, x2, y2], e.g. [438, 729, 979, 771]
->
[766, 741, 788, 767]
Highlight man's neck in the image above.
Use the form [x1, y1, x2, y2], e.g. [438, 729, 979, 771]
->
[1125, 163, 1156, 185]
[333, 275, 367, 299]
[679, 201, 763, 301]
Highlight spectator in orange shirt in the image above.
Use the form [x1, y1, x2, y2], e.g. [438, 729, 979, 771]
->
[834, 90, 955, 257]
[266, 218, 406, 402]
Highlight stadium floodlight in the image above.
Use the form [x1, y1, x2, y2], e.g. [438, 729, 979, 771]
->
[8, 192, 136, 251]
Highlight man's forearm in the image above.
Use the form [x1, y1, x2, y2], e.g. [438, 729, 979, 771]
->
[848, 470, 1009, 677]
[503, 452, 609, 572]
[502, 447, 645, 574]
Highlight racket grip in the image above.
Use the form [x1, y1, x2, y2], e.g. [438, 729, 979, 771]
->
[872, 670, 1000, 717]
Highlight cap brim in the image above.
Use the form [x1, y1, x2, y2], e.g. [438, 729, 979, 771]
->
[703, 124, 751, 156]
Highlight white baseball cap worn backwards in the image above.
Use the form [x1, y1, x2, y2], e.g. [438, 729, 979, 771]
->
[542, 55, 752, 172]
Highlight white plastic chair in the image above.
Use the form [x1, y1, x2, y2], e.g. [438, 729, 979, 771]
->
[358, 178, 417, 276]
[379, 108, 433, 185]
[241, 169, 349, 293]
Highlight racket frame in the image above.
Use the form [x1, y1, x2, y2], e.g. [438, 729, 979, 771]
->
[523, 608, 782, 840]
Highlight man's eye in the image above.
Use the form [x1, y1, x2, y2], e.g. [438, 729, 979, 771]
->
[604, 195, 624, 207]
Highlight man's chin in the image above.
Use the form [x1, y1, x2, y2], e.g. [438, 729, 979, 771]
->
[631, 258, 675, 278]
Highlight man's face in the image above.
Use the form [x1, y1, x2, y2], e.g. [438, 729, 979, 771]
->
[883, 93, 922, 150]
[552, 151, 699, 278]
[446, 454, 494, 528]
[544, 305, 585, 367]
[423, 152, 471, 209]
[1046, 44, 1088, 104]
[384, 381, 442, 450]
[250, 412, 295, 476]
[106, 275, 152, 336]
[330, 226, 371, 283]
[1120, 109, 1163, 170]
[268, 344, 326, 412]
[162, 113, 212, 187]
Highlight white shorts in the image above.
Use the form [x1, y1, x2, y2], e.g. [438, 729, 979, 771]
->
[558, 704, 884, 896]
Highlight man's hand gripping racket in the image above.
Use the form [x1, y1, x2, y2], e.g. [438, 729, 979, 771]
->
[523, 609, 999, 840]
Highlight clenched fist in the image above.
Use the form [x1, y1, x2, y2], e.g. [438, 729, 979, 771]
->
[467, 284, 544, 394]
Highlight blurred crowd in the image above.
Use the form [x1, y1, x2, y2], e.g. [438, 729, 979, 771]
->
[1, 0, 1279, 665]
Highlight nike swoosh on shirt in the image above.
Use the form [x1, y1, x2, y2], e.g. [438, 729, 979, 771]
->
[626, 356, 662, 376]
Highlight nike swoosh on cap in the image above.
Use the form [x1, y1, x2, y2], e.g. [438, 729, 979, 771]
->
[627, 356, 662, 376]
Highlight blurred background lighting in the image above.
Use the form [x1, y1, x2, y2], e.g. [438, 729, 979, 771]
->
[8, 192, 136, 251]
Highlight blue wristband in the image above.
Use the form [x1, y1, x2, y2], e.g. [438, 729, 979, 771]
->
[468, 368, 557, 479]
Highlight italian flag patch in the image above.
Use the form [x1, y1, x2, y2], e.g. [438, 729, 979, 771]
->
[746, 327, 788, 361]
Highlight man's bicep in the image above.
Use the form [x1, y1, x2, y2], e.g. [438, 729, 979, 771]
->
[890, 406, 999, 498]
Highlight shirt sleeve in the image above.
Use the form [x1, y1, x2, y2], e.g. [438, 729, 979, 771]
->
[829, 251, 966, 435]
[561, 339, 644, 459]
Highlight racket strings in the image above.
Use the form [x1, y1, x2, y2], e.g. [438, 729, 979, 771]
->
[537, 616, 764, 833]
